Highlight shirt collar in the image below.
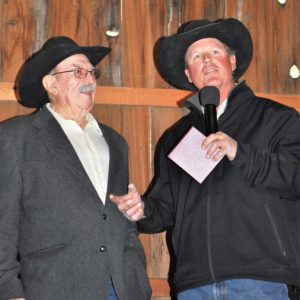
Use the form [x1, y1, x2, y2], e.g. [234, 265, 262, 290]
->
[46, 103, 102, 134]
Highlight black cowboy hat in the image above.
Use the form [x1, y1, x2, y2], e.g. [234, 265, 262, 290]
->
[156, 18, 253, 91]
[17, 36, 111, 108]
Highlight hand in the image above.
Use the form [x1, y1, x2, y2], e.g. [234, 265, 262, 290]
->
[202, 131, 237, 161]
[109, 183, 145, 221]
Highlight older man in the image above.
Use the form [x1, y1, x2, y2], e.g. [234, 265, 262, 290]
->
[111, 18, 300, 299]
[0, 36, 151, 300]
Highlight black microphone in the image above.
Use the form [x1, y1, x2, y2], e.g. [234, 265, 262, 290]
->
[199, 86, 220, 135]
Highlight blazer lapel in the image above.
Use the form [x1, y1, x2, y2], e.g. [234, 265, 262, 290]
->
[100, 125, 119, 200]
[32, 107, 99, 197]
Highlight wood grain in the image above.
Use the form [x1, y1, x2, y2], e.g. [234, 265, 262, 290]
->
[1, 82, 299, 110]
[0, 0, 35, 81]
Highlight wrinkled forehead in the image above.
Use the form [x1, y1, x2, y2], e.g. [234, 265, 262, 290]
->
[55, 53, 92, 70]
[184, 38, 231, 65]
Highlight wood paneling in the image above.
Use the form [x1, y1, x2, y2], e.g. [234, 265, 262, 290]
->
[47, 0, 121, 86]
[0, 0, 35, 81]
[1, 82, 300, 110]
[1, 0, 299, 92]
[122, 1, 160, 88]
[236, 1, 300, 93]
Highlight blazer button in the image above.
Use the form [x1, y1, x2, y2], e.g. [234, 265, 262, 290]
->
[102, 214, 107, 220]
[100, 246, 106, 252]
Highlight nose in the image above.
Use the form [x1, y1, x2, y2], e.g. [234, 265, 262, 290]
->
[84, 71, 96, 83]
[203, 52, 212, 64]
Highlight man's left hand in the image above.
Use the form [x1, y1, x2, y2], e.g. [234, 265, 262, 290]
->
[202, 131, 238, 161]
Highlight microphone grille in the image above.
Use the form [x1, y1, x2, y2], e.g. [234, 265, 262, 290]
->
[199, 86, 220, 106]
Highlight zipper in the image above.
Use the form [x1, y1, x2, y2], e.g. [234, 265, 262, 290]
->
[264, 203, 289, 262]
[207, 175, 215, 280]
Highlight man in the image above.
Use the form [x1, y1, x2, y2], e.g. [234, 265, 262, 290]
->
[110, 19, 300, 299]
[0, 36, 151, 300]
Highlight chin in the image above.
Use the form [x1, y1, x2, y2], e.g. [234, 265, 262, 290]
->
[204, 79, 220, 88]
[80, 96, 94, 107]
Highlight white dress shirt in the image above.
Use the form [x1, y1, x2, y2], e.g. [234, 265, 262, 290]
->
[216, 99, 227, 119]
[46, 104, 109, 204]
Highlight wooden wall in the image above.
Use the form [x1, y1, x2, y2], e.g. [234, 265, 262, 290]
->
[1, 0, 300, 92]
[0, 1, 300, 299]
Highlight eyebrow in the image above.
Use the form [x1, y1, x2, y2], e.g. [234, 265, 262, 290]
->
[71, 63, 82, 68]
[71, 63, 95, 69]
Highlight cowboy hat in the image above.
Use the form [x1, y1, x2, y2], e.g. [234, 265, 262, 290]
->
[156, 18, 253, 91]
[17, 36, 111, 108]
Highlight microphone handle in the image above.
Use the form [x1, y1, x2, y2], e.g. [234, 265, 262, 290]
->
[205, 104, 218, 135]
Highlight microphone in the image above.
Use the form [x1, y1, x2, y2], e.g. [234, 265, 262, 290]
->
[199, 86, 220, 135]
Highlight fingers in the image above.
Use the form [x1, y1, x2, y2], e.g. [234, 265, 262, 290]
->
[202, 134, 225, 161]
[202, 131, 237, 161]
[109, 183, 137, 204]
[123, 200, 144, 221]
[109, 183, 145, 221]
[109, 193, 132, 206]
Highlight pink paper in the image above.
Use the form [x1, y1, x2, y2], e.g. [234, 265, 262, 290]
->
[168, 126, 221, 184]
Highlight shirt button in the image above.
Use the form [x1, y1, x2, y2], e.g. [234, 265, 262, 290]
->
[100, 246, 106, 252]
[102, 214, 107, 220]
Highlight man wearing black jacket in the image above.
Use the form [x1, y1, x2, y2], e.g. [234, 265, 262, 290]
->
[111, 18, 300, 299]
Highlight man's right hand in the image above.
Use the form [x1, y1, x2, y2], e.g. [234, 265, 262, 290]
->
[110, 183, 145, 221]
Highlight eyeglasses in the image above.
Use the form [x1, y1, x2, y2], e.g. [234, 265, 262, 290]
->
[51, 67, 100, 79]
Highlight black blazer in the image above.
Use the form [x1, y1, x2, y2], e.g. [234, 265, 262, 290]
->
[0, 106, 151, 300]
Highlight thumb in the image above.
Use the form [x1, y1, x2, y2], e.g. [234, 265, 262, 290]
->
[128, 183, 136, 194]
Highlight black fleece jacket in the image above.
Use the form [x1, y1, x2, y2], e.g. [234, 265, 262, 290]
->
[138, 82, 300, 293]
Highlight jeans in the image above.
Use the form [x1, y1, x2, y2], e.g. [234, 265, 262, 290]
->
[108, 280, 118, 300]
[178, 279, 289, 300]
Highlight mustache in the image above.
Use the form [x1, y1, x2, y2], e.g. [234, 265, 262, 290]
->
[79, 83, 96, 93]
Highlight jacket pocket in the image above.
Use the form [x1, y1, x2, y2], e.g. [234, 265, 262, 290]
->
[264, 203, 290, 265]
[21, 230, 74, 259]
[26, 242, 69, 257]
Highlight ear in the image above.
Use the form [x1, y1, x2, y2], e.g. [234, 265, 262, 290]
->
[184, 68, 193, 83]
[42, 75, 58, 95]
[230, 54, 237, 72]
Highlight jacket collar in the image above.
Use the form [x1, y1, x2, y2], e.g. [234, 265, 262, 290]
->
[32, 106, 101, 199]
[184, 81, 250, 113]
